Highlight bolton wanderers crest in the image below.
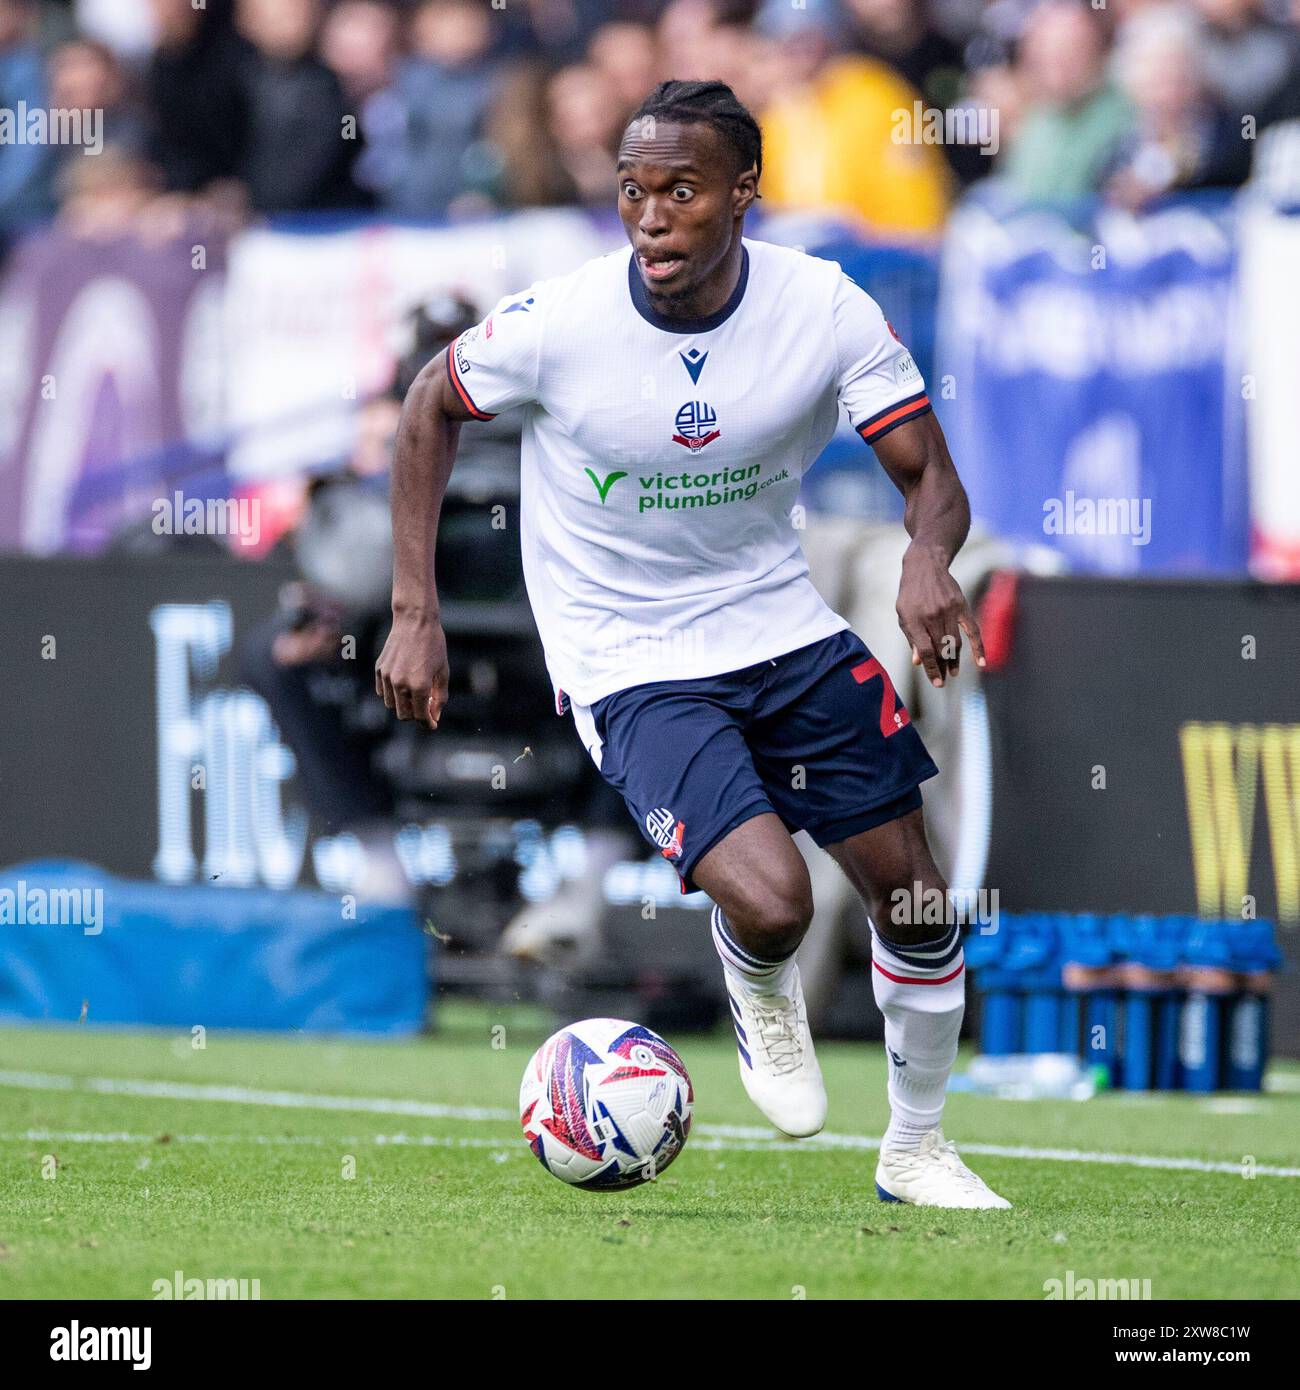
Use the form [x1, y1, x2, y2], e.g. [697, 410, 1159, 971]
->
[672, 401, 720, 451]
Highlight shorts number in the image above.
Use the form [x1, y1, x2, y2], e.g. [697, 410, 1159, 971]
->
[851, 657, 909, 738]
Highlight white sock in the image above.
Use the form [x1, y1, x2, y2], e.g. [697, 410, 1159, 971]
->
[871, 920, 964, 1154]
[711, 904, 797, 998]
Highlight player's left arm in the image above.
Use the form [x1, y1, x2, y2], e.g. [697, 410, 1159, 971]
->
[830, 270, 983, 688]
[872, 411, 985, 688]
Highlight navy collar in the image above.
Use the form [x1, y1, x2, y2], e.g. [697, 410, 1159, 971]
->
[626, 244, 749, 334]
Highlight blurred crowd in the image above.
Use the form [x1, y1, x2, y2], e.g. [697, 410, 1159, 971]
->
[2, 0, 1299, 242]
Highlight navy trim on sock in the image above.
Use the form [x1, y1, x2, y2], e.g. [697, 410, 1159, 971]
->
[874, 923, 963, 971]
[712, 905, 797, 969]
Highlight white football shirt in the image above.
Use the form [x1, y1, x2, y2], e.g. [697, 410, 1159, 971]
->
[447, 236, 930, 708]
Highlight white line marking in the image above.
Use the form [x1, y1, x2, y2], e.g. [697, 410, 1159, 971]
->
[1, 1071, 1295, 1177]
[0, 1129, 807, 1155]
[0, 1069, 511, 1120]
[1197, 1098, 1268, 1115]
[1, 1129, 516, 1151]
[0, 1070, 75, 1091]
[932, 1143, 1290, 1177]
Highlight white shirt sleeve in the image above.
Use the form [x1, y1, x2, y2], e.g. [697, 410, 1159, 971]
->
[445, 286, 543, 418]
[832, 271, 931, 445]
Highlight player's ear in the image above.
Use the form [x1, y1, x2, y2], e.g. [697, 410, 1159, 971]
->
[733, 164, 759, 216]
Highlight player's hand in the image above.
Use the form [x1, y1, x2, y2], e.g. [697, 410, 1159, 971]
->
[375, 610, 449, 729]
[896, 544, 985, 688]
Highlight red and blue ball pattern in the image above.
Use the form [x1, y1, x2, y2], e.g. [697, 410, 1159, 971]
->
[520, 1018, 694, 1190]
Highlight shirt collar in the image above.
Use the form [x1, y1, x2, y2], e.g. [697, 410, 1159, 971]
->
[626, 243, 750, 334]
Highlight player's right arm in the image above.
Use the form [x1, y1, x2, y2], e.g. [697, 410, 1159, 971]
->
[376, 290, 543, 728]
[374, 351, 476, 728]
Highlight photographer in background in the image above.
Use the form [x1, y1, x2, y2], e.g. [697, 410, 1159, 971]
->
[237, 387, 406, 897]
[237, 295, 479, 842]
[232, 303, 465, 905]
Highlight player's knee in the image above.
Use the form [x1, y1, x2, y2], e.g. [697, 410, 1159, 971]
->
[851, 814, 947, 945]
[869, 865, 950, 946]
[728, 880, 814, 958]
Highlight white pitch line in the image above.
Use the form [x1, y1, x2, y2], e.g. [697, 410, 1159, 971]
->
[2, 1126, 1296, 1172]
[1197, 1098, 1268, 1115]
[1, 1129, 515, 1151]
[1, 1070, 1296, 1177]
[0, 1129, 807, 1155]
[0, 1069, 513, 1121]
[933, 1143, 1297, 1177]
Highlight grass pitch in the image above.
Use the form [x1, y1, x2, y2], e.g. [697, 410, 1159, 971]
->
[1, 1002, 1297, 1300]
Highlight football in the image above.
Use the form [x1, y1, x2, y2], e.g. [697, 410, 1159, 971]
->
[519, 1018, 694, 1190]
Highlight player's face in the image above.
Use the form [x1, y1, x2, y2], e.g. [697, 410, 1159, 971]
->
[617, 119, 755, 301]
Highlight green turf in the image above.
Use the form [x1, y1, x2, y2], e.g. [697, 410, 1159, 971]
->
[1, 1002, 1297, 1300]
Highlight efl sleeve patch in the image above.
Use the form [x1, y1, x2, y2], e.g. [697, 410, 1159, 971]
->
[446, 286, 544, 417]
[831, 271, 931, 444]
[446, 338, 495, 420]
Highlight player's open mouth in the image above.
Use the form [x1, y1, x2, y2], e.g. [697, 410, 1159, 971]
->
[638, 254, 685, 283]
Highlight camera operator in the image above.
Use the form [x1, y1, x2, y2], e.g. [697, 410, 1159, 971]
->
[237, 386, 407, 896]
[237, 296, 482, 884]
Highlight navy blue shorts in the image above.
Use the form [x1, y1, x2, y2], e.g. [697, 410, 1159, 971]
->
[572, 629, 939, 894]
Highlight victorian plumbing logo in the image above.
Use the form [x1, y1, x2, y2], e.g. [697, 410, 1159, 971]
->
[585, 455, 789, 512]
[587, 461, 784, 513]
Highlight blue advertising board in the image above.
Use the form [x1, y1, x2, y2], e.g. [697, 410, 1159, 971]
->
[937, 201, 1248, 573]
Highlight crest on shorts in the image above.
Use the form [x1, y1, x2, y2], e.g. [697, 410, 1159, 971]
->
[645, 807, 685, 859]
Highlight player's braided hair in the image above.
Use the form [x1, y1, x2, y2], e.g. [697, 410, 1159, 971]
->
[628, 80, 763, 182]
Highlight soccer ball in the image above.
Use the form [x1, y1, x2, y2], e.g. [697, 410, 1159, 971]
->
[519, 1018, 694, 1190]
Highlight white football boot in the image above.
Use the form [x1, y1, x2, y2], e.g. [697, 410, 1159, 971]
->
[724, 964, 827, 1138]
[875, 1128, 1012, 1208]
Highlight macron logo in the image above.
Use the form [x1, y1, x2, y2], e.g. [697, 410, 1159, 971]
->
[679, 348, 708, 384]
